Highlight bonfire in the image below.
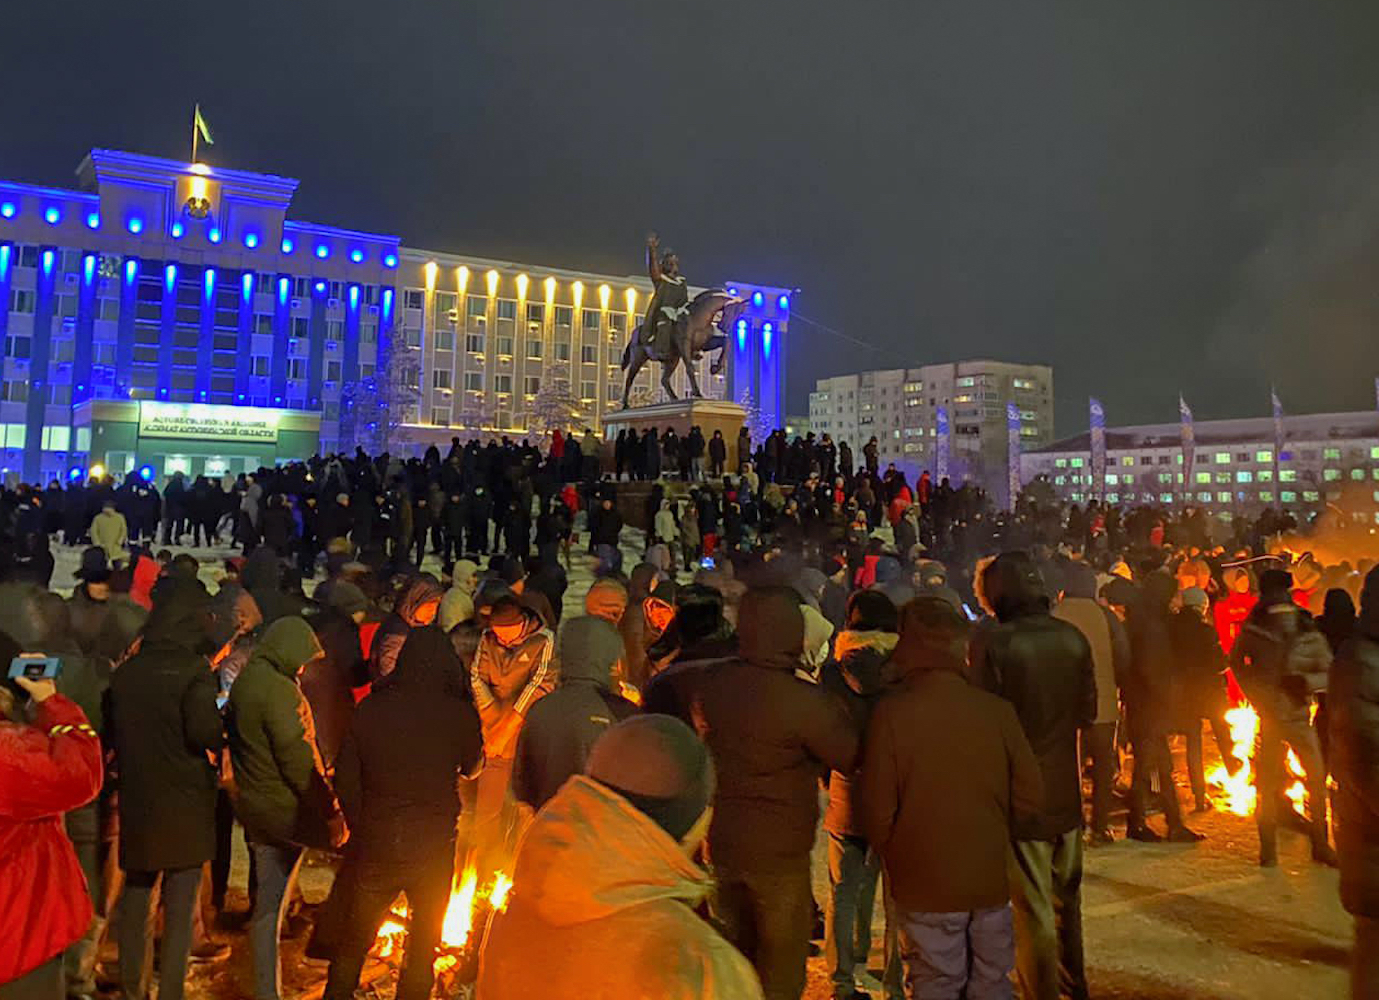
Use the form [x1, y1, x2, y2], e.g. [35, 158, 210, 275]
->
[369, 864, 514, 997]
[1205, 701, 1311, 819]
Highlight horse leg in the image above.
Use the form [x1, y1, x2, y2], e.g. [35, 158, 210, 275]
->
[660, 355, 680, 401]
[622, 346, 646, 408]
[679, 331, 705, 398]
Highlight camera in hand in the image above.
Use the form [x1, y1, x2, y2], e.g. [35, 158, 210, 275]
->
[8, 654, 62, 681]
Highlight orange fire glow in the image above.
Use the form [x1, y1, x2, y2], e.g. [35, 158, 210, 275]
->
[370, 864, 513, 969]
[1205, 702, 1309, 817]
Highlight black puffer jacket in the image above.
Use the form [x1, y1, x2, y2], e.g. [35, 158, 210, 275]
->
[1331, 569, 1379, 916]
[969, 552, 1096, 841]
[334, 626, 483, 859]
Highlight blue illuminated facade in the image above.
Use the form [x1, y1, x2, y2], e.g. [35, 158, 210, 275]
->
[0, 149, 399, 481]
[0, 148, 794, 482]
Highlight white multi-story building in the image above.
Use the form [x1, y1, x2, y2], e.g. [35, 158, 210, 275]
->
[810, 360, 1054, 503]
[1021, 408, 1379, 521]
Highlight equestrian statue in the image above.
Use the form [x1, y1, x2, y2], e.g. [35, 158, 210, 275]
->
[620, 231, 749, 408]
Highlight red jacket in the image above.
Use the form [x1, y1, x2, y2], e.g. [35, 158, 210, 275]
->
[0, 695, 103, 984]
[1213, 591, 1258, 655]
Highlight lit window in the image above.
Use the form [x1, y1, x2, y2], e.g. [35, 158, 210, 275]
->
[1281, 491, 1297, 503]
[1256, 450, 1273, 463]
[1324, 469, 1341, 482]
[1236, 471, 1253, 483]
[1214, 452, 1230, 464]
[1324, 447, 1342, 460]
[1070, 458, 1084, 468]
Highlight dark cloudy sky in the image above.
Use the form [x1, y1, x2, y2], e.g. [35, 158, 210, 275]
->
[6, 1, 1379, 435]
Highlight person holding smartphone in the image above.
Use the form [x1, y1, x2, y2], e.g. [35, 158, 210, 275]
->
[0, 672, 104, 1000]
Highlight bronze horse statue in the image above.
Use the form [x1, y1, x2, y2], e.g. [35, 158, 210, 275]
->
[619, 289, 749, 407]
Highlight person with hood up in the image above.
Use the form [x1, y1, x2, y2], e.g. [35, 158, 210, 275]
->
[820, 590, 899, 1000]
[240, 547, 304, 627]
[641, 584, 740, 721]
[478, 714, 764, 1000]
[512, 615, 638, 812]
[1327, 565, 1379, 998]
[860, 596, 1043, 1000]
[108, 576, 224, 1000]
[0, 670, 104, 1000]
[1231, 568, 1335, 867]
[324, 627, 483, 1000]
[368, 575, 443, 681]
[1213, 566, 1258, 654]
[226, 617, 337, 1000]
[1052, 562, 1130, 846]
[968, 552, 1095, 1000]
[683, 586, 859, 1000]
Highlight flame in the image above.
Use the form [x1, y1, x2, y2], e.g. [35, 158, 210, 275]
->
[1205, 701, 1310, 818]
[372, 865, 513, 967]
[440, 866, 480, 949]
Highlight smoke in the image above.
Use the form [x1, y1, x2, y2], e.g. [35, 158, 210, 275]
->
[1211, 112, 1379, 407]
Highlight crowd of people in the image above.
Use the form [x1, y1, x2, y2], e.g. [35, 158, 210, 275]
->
[2, 427, 1378, 1000]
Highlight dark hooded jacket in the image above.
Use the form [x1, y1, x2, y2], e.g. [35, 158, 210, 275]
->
[304, 603, 368, 767]
[226, 617, 327, 846]
[859, 596, 1042, 912]
[108, 576, 224, 871]
[969, 552, 1096, 841]
[639, 585, 740, 723]
[512, 616, 637, 811]
[679, 586, 859, 870]
[1330, 567, 1379, 916]
[1232, 589, 1332, 726]
[369, 575, 443, 681]
[334, 626, 483, 858]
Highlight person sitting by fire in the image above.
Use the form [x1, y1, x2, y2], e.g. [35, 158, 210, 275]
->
[478, 714, 764, 999]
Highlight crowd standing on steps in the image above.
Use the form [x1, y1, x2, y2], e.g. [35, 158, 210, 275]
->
[0, 425, 1375, 1000]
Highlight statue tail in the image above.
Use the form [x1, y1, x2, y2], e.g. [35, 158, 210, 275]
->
[620, 333, 634, 370]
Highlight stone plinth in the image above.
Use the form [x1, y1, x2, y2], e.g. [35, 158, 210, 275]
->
[601, 398, 748, 477]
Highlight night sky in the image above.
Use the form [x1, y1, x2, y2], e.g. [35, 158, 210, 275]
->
[6, 2, 1379, 437]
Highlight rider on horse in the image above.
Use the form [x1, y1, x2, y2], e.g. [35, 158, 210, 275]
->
[642, 232, 688, 359]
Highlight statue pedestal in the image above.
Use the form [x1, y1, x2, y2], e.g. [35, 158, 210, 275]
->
[601, 398, 748, 475]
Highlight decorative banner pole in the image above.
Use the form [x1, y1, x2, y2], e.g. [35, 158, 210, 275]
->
[1180, 394, 1195, 509]
[1006, 401, 1021, 510]
[1089, 397, 1106, 503]
[935, 405, 950, 482]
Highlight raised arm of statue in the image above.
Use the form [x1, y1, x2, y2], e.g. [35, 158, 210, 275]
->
[646, 232, 662, 284]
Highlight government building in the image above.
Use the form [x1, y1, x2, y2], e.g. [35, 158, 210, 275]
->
[0, 148, 791, 482]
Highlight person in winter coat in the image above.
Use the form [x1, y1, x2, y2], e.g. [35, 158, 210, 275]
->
[258, 494, 296, 558]
[226, 617, 332, 1000]
[108, 576, 224, 1000]
[368, 576, 443, 681]
[89, 501, 127, 567]
[1328, 565, 1379, 998]
[1214, 566, 1258, 654]
[682, 586, 859, 1000]
[819, 590, 899, 1000]
[860, 596, 1043, 1000]
[67, 548, 115, 655]
[325, 627, 483, 1000]
[709, 430, 728, 478]
[968, 552, 1096, 1000]
[304, 584, 371, 768]
[0, 673, 103, 1000]
[469, 596, 556, 873]
[513, 615, 637, 812]
[1053, 562, 1130, 846]
[1172, 588, 1240, 812]
[1231, 569, 1335, 867]
[478, 714, 764, 1000]
[641, 584, 740, 720]
[1122, 571, 1204, 843]
[589, 496, 623, 551]
[679, 499, 702, 570]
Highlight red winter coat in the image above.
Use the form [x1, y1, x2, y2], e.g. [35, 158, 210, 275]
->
[1213, 591, 1258, 655]
[0, 695, 103, 984]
